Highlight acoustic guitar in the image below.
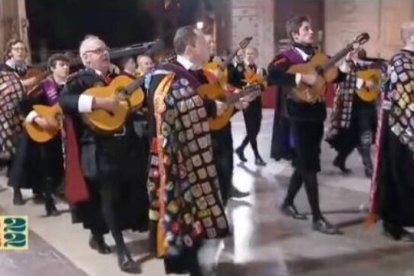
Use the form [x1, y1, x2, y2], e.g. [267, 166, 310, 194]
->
[356, 69, 382, 102]
[24, 104, 62, 143]
[82, 75, 145, 134]
[198, 83, 261, 131]
[203, 36, 253, 86]
[25, 75, 145, 142]
[198, 36, 253, 130]
[288, 32, 370, 103]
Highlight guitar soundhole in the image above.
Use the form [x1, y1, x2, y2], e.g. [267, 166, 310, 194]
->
[315, 66, 324, 75]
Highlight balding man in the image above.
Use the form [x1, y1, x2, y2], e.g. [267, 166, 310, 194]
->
[136, 54, 154, 77]
[59, 35, 148, 272]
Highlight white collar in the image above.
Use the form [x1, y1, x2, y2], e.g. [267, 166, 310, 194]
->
[55, 79, 66, 85]
[294, 47, 310, 61]
[89, 68, 108, 77]
[5, 59, 15, 68]
[94, 69, 103, 76]
[176, 55, 200, 70]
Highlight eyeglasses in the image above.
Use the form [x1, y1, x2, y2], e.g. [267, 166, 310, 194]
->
[12, 47, 26, 52]
[85, 47, 109, 55]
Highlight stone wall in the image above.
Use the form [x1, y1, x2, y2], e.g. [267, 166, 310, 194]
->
[230, 0, 274, 68]
[0, 0, 29, 60]
[325, 0, 414, 59]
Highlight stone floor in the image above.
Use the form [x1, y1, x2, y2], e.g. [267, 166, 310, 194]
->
[1, 109, 414, 276]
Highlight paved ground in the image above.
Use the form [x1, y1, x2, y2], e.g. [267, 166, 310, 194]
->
[1, 109, 413, 276]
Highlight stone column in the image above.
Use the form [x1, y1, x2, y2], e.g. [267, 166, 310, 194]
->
[230, 0, 275, 67]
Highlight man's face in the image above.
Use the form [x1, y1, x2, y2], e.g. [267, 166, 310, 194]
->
[293, 21, 314, 45]
[245, 48, 256, 64]
[51, 60, 70, 79]
[204, 34, 216, 55]
[9, 42, 27, 62]
[138, 56, 154, 74]
[83, 39, 110, 73]
[235, 49, 244, 63]
[188, 32, 210, 66]
[124, 58, 137, 73]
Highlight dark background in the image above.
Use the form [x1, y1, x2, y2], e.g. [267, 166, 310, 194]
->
[25, 0, 215, 62]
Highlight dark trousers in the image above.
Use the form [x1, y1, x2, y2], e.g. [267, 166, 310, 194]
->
[283, 120, 324, 221]
[39, 136, 63, 201]
[379, 128, 414, 227]
[73, 134, 148, 254]
[213, 146, 233, 206]
[336, 106, 376, 171]
[238, 98, 262, 158]
[212, 126, 234, 206]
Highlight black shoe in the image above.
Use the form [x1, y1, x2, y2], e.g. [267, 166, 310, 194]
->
[333, 155, 351, 174]
[382, 221, 401, 240]
[45, 200, 59, 217]
[400, 232, 414, 242]
[281, 203, 307, 220]
[255, 156, 266, 166]
[13, 189, 24, 206]
[313, 217, 342, 235]
[118, 251, 139, 273]
[230, 187, 250, 198]
[235, 147, 247, 162]
[89, 235, 112, 254]
[382, 221, 414, 241]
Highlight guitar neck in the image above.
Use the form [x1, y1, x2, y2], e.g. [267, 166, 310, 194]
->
[124, 77, 145, 96]
[321, 44, 353, 73]
[225, 84, 261, 105]
[226, 92, 245, 105]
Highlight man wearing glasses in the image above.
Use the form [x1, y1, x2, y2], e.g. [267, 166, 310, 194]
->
[59, 35, 148, 273]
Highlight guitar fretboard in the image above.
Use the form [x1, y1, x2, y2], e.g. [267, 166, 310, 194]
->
[226, 84, 261, 105]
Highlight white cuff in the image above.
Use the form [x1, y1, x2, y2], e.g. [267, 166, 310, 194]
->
[78, 95, 94, 113]
[295, 73, 302, 85]
[356, 78, 364, 89]
[339, 61, 350, 73]
[25, 110, 39, 123]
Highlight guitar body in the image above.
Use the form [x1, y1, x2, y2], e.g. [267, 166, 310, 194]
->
[203, 62, 228, 87]
[356, 69, 382, 102]
[197, 84, 235, 131]
[24, 104, 62, 143]
[244, 70, 266, 86]
[82, 75, 145, 134]
[288, 53, 338, 102]
[196, 36, 254, 130]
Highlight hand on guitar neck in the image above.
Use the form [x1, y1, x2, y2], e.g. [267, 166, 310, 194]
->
[214, 94, 250, 116]
[234, 96, 250, 110]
